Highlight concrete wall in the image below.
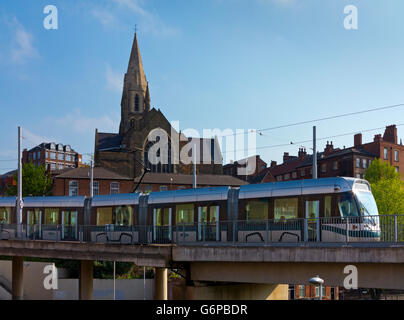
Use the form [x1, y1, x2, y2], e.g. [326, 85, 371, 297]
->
[172, 283, 288, 300]
[0, 261, 54, 300]
[54, 279, 155, 300]
[0, 261, 155, 300]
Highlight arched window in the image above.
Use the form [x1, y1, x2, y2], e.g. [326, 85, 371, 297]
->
[135, 94, 139, 112]
[130, 119, 135, 129]
[144, 139, 173, 173]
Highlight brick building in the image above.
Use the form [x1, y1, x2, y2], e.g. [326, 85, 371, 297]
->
[258, 125, 403, 183]
[289, 285, 339, 300]
[223, 155, 268, 183]
[0, 170, 17, 196]
[52, 167, 248, 196]
[95, 33, 223, 181]
[52, 167, 133, 196]
[23, 142, 82, 172]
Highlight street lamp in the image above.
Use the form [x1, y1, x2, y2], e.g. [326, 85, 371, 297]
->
[309, 275, 324, 300]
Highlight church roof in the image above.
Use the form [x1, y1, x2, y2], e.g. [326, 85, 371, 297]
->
[55, 167, 132, 180]
[97, 133, 123, 152]
[134, 173, 248, 186]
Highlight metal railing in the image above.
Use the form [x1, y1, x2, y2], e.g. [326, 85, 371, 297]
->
[0, 214, 403, 245]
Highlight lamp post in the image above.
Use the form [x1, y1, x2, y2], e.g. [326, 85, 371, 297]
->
[309, 275, 324, 300]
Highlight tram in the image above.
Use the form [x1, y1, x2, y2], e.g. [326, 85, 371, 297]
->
[0, 177, 380, 244]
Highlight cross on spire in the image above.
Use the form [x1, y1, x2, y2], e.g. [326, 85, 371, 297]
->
[134, 24, 138, 34]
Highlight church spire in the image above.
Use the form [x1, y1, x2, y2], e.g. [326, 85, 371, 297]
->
[127, 32, 147, 89]
[119, 33, 150, 135]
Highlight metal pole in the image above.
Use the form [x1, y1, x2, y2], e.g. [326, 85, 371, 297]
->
[313, 126, 317, 179]
[143, 266, 146, 300]
[394, 215, 398, 243]
[113, 261, 116, 300]
[17, 126, 23, 239]
[193, 150, 197, 188]
[319, 284, 323, 300]
[90, 160, 94, 198]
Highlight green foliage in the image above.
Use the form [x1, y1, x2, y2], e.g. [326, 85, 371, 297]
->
[6, 162, 52, 197]
[371, 178, 404, 215]
[364, 158, 400, 184]
[364, 158, 404, 216]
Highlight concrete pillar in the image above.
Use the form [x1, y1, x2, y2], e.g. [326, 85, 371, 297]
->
[12, 256, 24, 300]
[79, 260, 93, 300]
[155, 268, 168, 300]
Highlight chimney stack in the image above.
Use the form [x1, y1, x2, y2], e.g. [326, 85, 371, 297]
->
[383, 125, 398, 144]
[270, 160, 277, 168]
[283, 152, 290, 163]
[374, 134, 382, 142]
[354, 133, 362, 147]
[298, 148, 307, 159]
[323, 141, 334, 155]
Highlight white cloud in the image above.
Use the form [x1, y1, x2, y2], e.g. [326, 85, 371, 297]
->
[6, 17, 39, 64]
[94, 0, 180, 37]
[46, 109, 118, 135]
[22, 128, 55, 147]
[92, 9, 116, 26]
[113, 0, 148, 16]
[257, 0, 295, 6]
[106, 64, 123, 93]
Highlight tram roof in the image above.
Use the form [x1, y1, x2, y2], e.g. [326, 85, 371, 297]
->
[23, 196, 86, 208]
[0, 197, 16, 207]
[148, 186, 230, 204]
[91, 193, 140, 206]
[239, 177, 358, 200]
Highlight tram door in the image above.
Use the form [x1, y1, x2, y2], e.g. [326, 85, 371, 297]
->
[62, 211, 78, 240]
[305, 200, 320, 242]
[153, 208, 172, 243]
[27, 209, 42, 239]
[198, 206, 219, 242]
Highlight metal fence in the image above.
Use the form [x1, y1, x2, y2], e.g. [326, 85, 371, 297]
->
[0, 214, 403, 245]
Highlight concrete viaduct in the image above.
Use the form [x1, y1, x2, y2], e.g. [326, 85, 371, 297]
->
[1, 240, 404, 300]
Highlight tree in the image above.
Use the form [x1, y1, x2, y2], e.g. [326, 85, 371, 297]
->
[6, 162, 52, 197]
[370, 178, 404, 216]
[364, 158, 400, 184]
[364, 159, 404, 216]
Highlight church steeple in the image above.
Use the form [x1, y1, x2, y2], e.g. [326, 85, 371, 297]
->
[119, 33, 150, 135]
[127, 32, 147, 89]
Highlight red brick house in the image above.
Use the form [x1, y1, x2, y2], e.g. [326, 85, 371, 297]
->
[23, 142, 83, 172]
[260, 124, 403, 183]
[53, 167, 133, 196]
[223, 155, 268, 183]
[53, 167, 248, 196]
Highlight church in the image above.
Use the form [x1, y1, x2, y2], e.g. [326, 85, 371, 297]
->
[94, 33, 247, 192]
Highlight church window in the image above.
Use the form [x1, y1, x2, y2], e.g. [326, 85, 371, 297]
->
[135, 94, 139, 112]
[144, 139, 174, 174]
[130, 119, 135, 128]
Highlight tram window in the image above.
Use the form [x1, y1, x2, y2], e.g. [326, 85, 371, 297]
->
[274, 198, 298, 221]
[113, 206, 133, 226]
[155, 208, 170, 226]
[44, 208, 59, 225]
[199, 207, 208, 223]
[176, 204, 194, 224]
[245, 199, 268, 222]
[324, 196, 332, 217]
[338, 193, 359, 217]
[28, 209, 41, 225]
[0, 208, 10, 224]
[97, 207, 113, 225]
[210, 206, 219, 222]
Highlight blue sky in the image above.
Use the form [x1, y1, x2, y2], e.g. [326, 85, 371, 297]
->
[1, 0, 404, 173]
